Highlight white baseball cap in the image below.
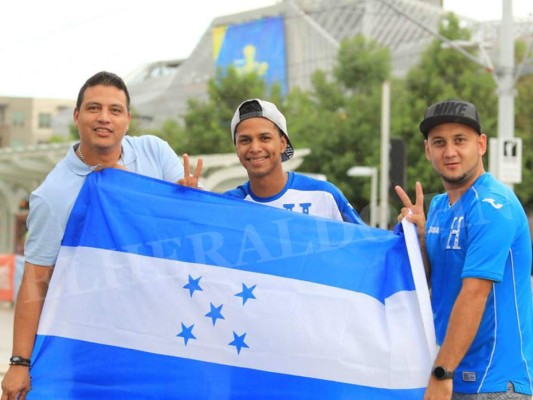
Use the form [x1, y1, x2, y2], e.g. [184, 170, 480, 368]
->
[231, 98, 294, 162]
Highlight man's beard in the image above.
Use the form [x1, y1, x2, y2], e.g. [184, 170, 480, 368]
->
[441, 172, 467, 185]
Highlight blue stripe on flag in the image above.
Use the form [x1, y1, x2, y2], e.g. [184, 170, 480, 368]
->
[30, 335, 425, 400]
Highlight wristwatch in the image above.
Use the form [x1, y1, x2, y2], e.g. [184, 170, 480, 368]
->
[432, 365, 454, 380]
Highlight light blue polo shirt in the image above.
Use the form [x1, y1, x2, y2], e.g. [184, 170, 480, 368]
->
[25, 135, 184, 267]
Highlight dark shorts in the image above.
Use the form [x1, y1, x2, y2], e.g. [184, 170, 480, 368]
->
[452, 383, 531, 400]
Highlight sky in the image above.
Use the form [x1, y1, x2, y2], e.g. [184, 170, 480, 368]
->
[1, 0, 532, 100]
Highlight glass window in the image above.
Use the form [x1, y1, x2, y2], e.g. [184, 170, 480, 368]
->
[38, 113, 52, 129]
[11, 111, 25, 127]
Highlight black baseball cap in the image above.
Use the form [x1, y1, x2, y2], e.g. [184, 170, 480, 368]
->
[419, 99, 482, 138]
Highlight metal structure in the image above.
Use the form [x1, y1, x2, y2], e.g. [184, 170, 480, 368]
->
[0, 143, 71, 253]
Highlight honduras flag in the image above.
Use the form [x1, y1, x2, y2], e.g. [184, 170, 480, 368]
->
[29, 169, 435, 399]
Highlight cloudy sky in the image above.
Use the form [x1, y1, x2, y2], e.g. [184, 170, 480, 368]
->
[1, 0, 532, 99]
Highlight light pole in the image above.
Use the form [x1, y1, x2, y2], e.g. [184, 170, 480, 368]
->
[347, 166, 378, 227]
[498, 0, 515, 147]
[493, 0, 518, 188]
[380, 81, 390, 229]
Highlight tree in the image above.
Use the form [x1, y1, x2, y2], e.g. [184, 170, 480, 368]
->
[400, 13, 497, 206]
[334, 34, 391, 91]
[400, 14, 533, 211]
[152, 67, 276, 156]
[511, 39, 533, 210]
[289, 34, 392, 213]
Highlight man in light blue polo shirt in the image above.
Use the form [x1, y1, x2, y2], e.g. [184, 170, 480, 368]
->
[1, 71, 202, 399]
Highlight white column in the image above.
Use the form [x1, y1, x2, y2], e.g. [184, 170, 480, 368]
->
[380, 81, 391, 229]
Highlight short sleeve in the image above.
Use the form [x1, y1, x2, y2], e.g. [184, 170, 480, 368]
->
[462, 195, 515, 282]
[24, 192, 65, 267]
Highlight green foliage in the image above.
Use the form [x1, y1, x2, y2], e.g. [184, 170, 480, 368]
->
[127, 107, 143, 137]
[287, 36, 390, 212]
[512, 39, 533, 209]
[51, 122, 81, 143]
[69, 123, 79, 140]
[334, 35, 391, 90]
[46, 134, 71, 144]
[400, 13, 498, 205]
[514, 73, 533, 209]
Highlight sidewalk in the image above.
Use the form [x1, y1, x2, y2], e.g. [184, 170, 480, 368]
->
[0, 302, 14, 377]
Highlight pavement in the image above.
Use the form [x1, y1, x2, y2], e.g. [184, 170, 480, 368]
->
[0, 302, 14, 377]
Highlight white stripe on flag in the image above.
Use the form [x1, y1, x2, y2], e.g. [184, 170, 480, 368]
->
[402, 218, 437, 361]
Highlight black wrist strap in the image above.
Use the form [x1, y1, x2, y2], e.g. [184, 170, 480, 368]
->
[9, 356, 31, 367]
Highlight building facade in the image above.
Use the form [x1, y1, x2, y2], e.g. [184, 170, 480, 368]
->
[0, 97, 74, 148]
[126, 0, 532, 131]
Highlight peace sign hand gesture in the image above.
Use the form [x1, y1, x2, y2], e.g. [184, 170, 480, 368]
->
[394, 182, 426, 238]
[177, 153, 204, 188]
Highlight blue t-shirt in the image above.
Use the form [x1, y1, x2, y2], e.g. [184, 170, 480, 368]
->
[426, 173, 533, 394]
[224, 172, 364, 224]
[25, 135, 184, 267]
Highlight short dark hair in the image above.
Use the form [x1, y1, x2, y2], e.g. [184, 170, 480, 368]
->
[76, 71, 131, 111]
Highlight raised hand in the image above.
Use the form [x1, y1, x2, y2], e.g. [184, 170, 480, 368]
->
[177, 153, 203, 188]
[395, 181, 426, 237]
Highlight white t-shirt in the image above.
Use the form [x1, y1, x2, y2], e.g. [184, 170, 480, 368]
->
[224, 172, 364, 224]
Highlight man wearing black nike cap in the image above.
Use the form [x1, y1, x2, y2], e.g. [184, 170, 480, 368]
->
[419, 99, 482, 137]
[395, 99, 533, 399]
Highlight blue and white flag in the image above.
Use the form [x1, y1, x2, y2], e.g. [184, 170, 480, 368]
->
[29, 169, 435, 399]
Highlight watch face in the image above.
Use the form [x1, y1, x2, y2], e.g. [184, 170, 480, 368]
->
[433, 366, 446, 379]
[432, 366, 454, 380]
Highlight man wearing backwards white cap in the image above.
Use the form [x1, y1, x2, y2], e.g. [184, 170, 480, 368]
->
[224, 98, 364, 224]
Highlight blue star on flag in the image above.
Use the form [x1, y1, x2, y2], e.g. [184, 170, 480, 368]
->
[235, 283, 256, 305]
[205, 303, 225, 326]
[177, 323, 196, 346]
[183, 275, 203, 297]
[229, 331, 249, 354]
